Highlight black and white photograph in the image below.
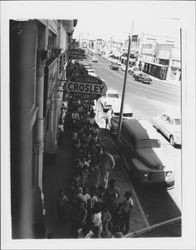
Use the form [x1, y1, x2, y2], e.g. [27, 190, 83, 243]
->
[1, 1, 195, 249]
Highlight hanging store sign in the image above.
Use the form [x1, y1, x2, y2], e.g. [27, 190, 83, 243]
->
[69, 48, 86, 60]
[65, 75, 107, 99]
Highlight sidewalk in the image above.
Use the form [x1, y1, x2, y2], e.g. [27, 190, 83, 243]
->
[43, 126, 147, 238]
[149, 75, 180, 87]
[43, 133, 73, 238]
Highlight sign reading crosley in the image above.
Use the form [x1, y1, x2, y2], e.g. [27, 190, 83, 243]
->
[66, 75, 107, 99]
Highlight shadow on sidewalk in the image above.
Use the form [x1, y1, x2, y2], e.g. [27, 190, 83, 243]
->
[43, 133, 73, 238]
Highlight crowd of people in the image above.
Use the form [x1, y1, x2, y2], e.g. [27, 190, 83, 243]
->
[56, 93, 134, 238]
[66, 61, 88, 79]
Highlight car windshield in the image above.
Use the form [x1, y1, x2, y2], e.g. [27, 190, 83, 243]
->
[123, 113, 133, 117]
[113, 112, 132, 117]
[106, 93, 119, 98]
[173, 118, 181, 125]
[136, 139, 160, 149]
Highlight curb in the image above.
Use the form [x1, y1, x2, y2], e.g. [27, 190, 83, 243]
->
[124, 216, 181, 238]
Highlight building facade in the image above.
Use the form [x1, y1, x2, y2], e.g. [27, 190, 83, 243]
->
[10, 19, 77, 238]
[135, 33, 181, 82]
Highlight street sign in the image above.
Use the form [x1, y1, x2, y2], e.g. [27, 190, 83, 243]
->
[65, 75, 107, 99]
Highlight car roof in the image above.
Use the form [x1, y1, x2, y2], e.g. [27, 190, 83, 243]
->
[106, 88, 119, 94]
[107, 88, 118, 93]
[122, 119, 150, 140]
[138, 120, 158, 139]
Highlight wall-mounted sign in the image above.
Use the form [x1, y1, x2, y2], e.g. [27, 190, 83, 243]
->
[69, 48, 86, 60]
[65, 75, 107, 99]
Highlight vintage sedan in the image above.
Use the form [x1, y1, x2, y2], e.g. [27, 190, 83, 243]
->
[87, 68, 97, 77]
[120, 119, 175, 188]
[152, 111, 181, 146]
[133, 71, 152, 84]
[99, 89, 120, 112]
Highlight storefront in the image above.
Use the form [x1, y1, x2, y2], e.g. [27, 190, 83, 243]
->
[143, 62, 168, 80]
[167, 59, 181, 83]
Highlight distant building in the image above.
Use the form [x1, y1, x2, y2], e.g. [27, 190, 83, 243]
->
[127, 33, 180, 83]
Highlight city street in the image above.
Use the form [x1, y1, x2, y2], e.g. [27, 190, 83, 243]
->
[4, 2, 195, 247]
[88, 55, 182, 226]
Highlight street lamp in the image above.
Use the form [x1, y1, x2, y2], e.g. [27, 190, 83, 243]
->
[117, 20, 134, 148]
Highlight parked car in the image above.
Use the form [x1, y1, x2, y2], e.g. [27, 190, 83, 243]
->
[109, 61, 121, 70]
[120, 119, 175, 188]
[133, 71, 152, 84]
[107, 57, 116, 63]
[120, 64, 126, 71]
[99, 89, 120, 112]
[152, 111, 181, 146]
[83, 65, 93, 69]
[108, 103, 133, 134]
[128, 66, 139, 75]
[86, 68, 97, 76]
[92, 56, 98, 62]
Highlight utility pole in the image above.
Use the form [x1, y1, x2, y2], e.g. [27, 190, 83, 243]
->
[117, 21, 134, 147]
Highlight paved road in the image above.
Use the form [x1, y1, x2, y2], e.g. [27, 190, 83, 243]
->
[90, 56, 181, 121]
[87, 55, 182, 227]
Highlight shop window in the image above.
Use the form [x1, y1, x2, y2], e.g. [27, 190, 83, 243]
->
[151, 65, 158, 77]
[143, 63, 148, 73]
[159, 59, 169, 65]
[159, 67, 167, 80]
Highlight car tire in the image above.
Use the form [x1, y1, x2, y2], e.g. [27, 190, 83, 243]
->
[170, 135, 175, 146]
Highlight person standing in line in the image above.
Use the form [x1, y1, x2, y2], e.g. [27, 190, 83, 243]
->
[91, 202, 103, 233]
[99, 148, 116, 189]
[121, 191, 133, 234]
[71, 199, 87, 238]
[105, 179, 120, 231]
[56, 190, 69, 224]
[101, 205, 111, 233]
[77, 186, 91, 207]
[105, 108, 112, 129]
[90, 226, 102, 238]
[89, 187, 99, 210]
[58, 121, 64, 146]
